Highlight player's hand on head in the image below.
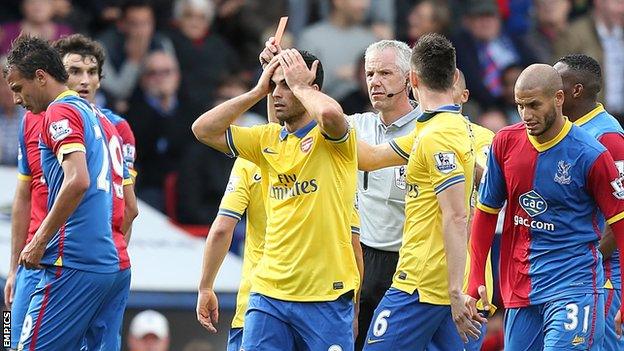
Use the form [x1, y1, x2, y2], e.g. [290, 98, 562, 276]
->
[450, 292, 483, 343]
[259, 36, 282, 69]
[277, 49, 319, 91]
[18, 240, 45, 270]
[3, 271, 16, 309]
[196, 289, 219, 333]
[253, 56, 280, 96]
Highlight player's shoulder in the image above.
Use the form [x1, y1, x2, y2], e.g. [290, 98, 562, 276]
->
[585, 110, 623, 135]
[470, 122, 495, 139]
[568, 124, 607, 155]
[424, 112, 469, 136]
[99, 107, 127, 125]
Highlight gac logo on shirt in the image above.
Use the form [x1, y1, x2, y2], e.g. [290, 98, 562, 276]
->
[519, 190, 547, 217]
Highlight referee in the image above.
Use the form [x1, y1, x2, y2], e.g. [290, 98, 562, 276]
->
[349, 40, 420, 350]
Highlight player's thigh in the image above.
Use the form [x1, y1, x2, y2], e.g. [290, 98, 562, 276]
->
[504, 306, 545, 351]
[10, 266, 43, 349]
[542, 293, 605, 350]
[18, 267, 117, 351]
[241, 293, 296, 351]
[604, 288, 624, 350]
[363, 288, 448, 351]
[291, 293, 354, 351]
[426, 308, 472, 351]
[84, 268, 131, 351]
[227, 328, 243, 351]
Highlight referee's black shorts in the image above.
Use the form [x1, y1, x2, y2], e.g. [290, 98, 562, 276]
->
[355, 243, 399, 351]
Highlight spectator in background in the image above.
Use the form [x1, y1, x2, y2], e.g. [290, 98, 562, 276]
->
[125, 51, 195, 211]
[0, 58, 25, 165]
[176, 77, 262, 225]
[298, 0, 376, 100]
[0, 0, 73, 54]
[555, 0, 624, 119]
[400, 0, 450, 47]
[128, 310, 170, 351]
[478, 109, 509, 133]
[51, 0, 90, 34]
[98, 0, 174, 113]
[523, 0, 571, 64]
[168, 0, 240, 110]
[501, 64, 523, 123]
[339, 53, 372, 114]
[453, 0, 534, 110]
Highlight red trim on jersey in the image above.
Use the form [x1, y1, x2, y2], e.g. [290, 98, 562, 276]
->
[29, 278, 54, 351]
[587, 152, 624, 221]
[598, 132, 624, 162]
[589, 285, 598, 347]
[57, 225, 65, 266]
[605, 288, 615, 317]
[468, 208, 498, 299]
[609, 218, 624, 317]
[41, 103, 86, 157]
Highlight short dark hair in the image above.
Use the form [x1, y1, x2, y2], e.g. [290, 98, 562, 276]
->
[411, 33, 456, 91]
[53, 34, 106, 79]
[556, 54, 602, 95]
[299, 49, 324, 89]
[122, 0, 153, 16]
[5, 35, 68, 83]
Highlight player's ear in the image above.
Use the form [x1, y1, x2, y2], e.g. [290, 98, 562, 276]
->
[35, 69, 46, 86]
[572, 83, 583, 99]
[311, 83, 320, 91]
[554, 89, 565, 107]
[409, 71, 418, 89]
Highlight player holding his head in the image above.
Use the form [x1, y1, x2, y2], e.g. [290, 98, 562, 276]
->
[467, 63, 624, 350]
[5, 35, 132, 350]
[192, 48, 360, 349]
[356, 33, 484, 350]
[554, 54, 624, 351]
[53, 33, 138, 242]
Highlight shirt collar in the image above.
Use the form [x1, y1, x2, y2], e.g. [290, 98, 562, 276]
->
[417, 104, 462, 122]
[279, 119, 317, 141]
[54, 90, 79, 101]
[527, 117, 573, 152]
[573, 103, 605, 126]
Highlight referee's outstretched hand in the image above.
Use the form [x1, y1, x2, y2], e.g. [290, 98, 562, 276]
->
[197, 289, 219, 333]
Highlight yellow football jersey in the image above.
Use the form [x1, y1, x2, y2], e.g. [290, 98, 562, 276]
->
[388, 107, 475, 305]
[218, 158, 266, 329]
[226, 120, 359, 301]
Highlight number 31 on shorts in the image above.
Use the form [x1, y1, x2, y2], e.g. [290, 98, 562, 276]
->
[564, 303, 590, 333]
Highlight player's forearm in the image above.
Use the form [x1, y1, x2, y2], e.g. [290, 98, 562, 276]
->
[599, 226, 617, 259]
[443, 212, 469, 296]
[357, 140, 405, 171]
[10, 186, 31, 272]
[31, 163, 88, 248]
[192, 89, 265, 150]
[467, 208, 498, 298]
[198, 218, 236, 290]
[122, 184, 138, 243]
[291, 85, 347, 139]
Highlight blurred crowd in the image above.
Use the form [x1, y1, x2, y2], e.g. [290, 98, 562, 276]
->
[0, 0, 623, 227]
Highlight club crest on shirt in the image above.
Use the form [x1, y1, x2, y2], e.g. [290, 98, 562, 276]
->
[301, 136, 313, 153]
[394, 166, 406, 190]
[554, 160, 572, 185]
[433, 152, 456, 174]
[49, 119, 72, 141]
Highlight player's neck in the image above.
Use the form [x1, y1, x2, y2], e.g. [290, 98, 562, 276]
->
[45, 84, 70, 107]
[536, 115, 566, 144]
[567, 100, 598, 122]
[379, 98, 413, 126]
[284, 115, 313, 133]
[417, 88, 454, 112]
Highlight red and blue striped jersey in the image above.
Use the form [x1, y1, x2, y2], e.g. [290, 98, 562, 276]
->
[39, 91, 130, 273]
[477, 119, 624, 307]
[99, 107, 137, 178]
[17, 111, 47, 244]
[574, 104, 624, 291]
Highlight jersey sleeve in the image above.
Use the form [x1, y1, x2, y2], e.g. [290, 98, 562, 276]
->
[322, 122, 357, 162]
[350, 205, 360, 235]
[389, 127, 416, 161]
[17, 117, 31, 180]
[218, 159, 252, 221]
[598, 132, 624, 177]
[115, 119, 137, 177]
[473, 125, 495, 168]
[586, 151, 624, 225]
[42, 103, 86, 163]
[226, 125, 265, 165]
[476, 134, 507, 214]
[418, 129, 468, 195]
